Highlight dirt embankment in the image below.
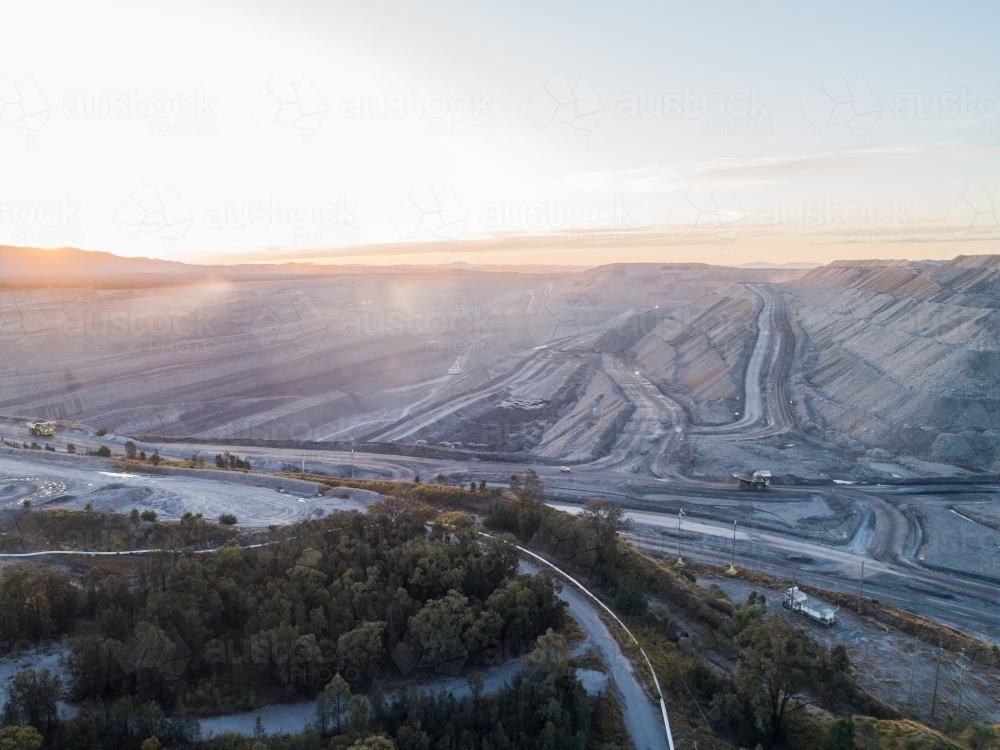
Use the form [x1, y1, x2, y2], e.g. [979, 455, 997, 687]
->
[785, 255, 1000, 470]
[627, 287, 759, 425]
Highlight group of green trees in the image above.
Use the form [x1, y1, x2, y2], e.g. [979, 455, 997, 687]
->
[215, 452, 251, 471]
[306, 629, 589, 750]
[0, 497, 574, 748]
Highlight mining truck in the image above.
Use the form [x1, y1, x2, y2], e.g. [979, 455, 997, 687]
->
[26, 421, 55, 437]
[783, 586, 837, 626]
[734, 469, 771, 490]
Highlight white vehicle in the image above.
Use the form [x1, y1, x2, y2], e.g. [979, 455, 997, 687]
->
[27, 421, 56, 437]
[734, 469, 771, 490]
[783, 586, 837, 626]
[560, 466, 571, 473]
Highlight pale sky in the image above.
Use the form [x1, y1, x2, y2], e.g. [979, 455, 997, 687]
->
[2, 0, 999, 267]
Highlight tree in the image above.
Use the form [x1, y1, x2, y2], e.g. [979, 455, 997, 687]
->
[479, 480, 486, 492]
[508, 470, 546, 537]
[139, 739, 162, 750]
[218, 513, 237, 525]
[732, 617, 822, 742]
[0, 726, 42, 750]
[316, 674, 351, 736]
[823, 717, 855, 750]
[468, 671, 484, 705]
[351, 735, 396, 750]
[579, 499, 631, 568]
[1, 669, 62, 733]
[140, 510, 158, 522]
[510, 470, 544, 503]
[337, 622, 385, 687]
[150, 452, 160, 465]
[66, 444, 75, 454]
[731, 592, 766, 635]
[124, 441, 137, 460]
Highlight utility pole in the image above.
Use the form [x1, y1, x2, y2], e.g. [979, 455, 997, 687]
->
[727, 519, 738, 574]
[956, 650, 971, 717]
[676, 508, 686, 566]
[930, 656, 941, 720]
[907, 646, 922, 704]
[857, 560, 865, 613]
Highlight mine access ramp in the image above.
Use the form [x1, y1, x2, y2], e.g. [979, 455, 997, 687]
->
[734, 469, 771, 490]
[26, 421, 56, 437]
[783, 586, 837, 626]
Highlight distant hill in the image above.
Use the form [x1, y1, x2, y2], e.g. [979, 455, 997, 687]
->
[0, 246, 195, 281]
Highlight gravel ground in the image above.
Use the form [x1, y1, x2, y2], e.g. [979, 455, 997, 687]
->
[0, 451, 381, 526]
[700, 576, 1000, 723]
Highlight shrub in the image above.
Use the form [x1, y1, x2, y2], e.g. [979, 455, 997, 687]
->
[140, 510, 158, 522]
[95, 428, 108, 437]
[66, 444, 76, 454]
[218, 513, 237, 525]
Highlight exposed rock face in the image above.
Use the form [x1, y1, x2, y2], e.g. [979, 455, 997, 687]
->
[628, 287, 759, 425]
[786, 255, 1000, 470]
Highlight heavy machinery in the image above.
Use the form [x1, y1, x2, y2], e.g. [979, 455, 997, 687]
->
[734, 469, 771, 490]
[783, 586, 837, 626]
[26, 421, 55, 437]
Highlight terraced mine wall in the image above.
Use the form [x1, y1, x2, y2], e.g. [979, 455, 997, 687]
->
[785, 255, 1000, 470]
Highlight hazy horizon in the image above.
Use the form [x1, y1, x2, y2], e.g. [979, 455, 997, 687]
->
[3, 0, 1000, 267]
